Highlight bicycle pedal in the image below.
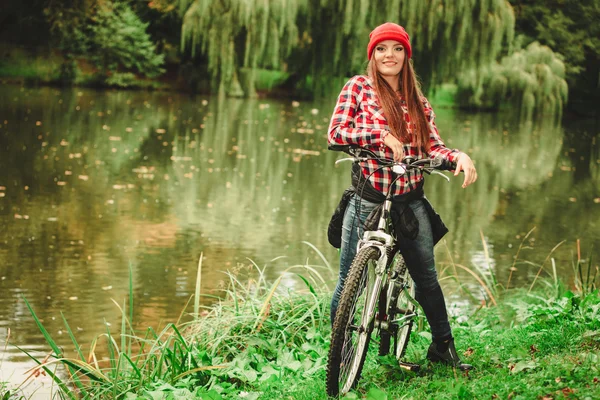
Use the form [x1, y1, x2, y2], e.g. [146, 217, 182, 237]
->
[398, 361, 420, 372]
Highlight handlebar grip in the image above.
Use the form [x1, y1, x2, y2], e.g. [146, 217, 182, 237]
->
[440, 159, 457, 171]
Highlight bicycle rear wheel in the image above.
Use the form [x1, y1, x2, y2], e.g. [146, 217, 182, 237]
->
[326, 246, 381, 397]
[378, 257, 416, 361]
[392, 273, 415, 360]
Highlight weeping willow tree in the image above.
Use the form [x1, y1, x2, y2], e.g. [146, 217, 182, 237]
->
[179, 0, 515, 97]
[457, 42, 568, 120]
[179, 0, 309, 96]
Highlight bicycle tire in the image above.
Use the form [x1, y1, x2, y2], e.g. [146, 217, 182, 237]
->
[378, 259, 416, 360]
[326, 246, 380, 397]
[392, 276, 415, 360]
[378, 283, 392, 356]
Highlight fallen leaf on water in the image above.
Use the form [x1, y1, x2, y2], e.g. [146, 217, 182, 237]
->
[36, 121, 42, 126]
[133, 166, 154, 173]
[569, 197, 577, 202]
[69, 296, 78, 301]
[156, 128, 166, 134]
[102, 285, 113, 291]
[109, 136, 122, 141]
[125, 127, 133, 132]
[47, 217, 57, 222]
[0, 193, 4, 198]
[291, 101, 300, 107]
[65, 170, 72, 175]
[57, 181, 67, 186]
[594, 198, 600, 203]
[0, 186, 5, 190]
[292, 148, 320, 156]
[60, 140, 68, 146]
[78, 175, 89, 181]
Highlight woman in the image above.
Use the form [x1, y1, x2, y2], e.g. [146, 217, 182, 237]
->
[327, 22, 477, 370]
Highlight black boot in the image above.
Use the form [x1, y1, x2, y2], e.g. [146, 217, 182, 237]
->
[427, 338, 473, 371]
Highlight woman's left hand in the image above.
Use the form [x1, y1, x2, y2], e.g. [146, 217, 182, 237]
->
[454, 153, 477, 188]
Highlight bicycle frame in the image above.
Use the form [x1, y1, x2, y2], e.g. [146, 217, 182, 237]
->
[327, 149, 453, 395]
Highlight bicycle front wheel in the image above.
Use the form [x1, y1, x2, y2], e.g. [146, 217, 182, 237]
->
[326, 246, 381, 397]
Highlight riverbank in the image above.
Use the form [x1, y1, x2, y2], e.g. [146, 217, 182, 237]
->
[0, 44, 291, 97]
[1, 258, 598, 399]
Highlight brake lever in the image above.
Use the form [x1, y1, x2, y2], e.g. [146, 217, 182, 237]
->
[335, 157, 368, 165]
[430, 169, 450, 182]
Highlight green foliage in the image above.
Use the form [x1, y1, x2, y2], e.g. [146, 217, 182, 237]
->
[179, 0, 515, 97]
[457, 42, 568, 119]
[58, 57, 81, 85]
[86, 2, 165, 78]
[19, 250, 600, 399]
[509, 0, 600, 112]
[105, 72, 138, 88]
[510, 0, 600, 84]
[19, 258, 332, 399]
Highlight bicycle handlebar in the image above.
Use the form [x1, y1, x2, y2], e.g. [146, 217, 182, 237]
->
[332, 145, 457, 180]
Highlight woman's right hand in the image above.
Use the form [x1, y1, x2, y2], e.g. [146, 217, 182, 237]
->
[383, 132, 404, 162]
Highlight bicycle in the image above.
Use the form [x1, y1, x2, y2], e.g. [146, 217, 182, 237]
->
[326, 146, 454, 397]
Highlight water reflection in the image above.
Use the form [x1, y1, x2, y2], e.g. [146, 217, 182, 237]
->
[0, 85, 598, 394]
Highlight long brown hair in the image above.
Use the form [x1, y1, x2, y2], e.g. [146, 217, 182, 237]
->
[367, 56, 430, 153]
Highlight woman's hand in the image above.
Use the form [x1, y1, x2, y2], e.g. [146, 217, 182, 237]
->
[383, 132, 404, 162]
[454, 152, 477, 188]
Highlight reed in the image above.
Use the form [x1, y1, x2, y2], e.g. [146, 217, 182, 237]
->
[12, 239, 599, 399]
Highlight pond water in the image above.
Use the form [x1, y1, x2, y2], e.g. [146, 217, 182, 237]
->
[0, 84, 598, 396]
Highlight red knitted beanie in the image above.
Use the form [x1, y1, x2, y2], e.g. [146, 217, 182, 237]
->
[367, 22, 412, 60]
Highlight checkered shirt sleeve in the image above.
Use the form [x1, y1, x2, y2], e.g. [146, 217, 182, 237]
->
[327, 76, 459, 196]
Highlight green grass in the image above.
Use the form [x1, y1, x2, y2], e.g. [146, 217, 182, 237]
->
[429, 83, 459, 109]
[3, 241, 600, 399]
[0, 46, 62, 84]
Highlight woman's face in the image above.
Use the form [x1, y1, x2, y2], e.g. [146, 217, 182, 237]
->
[373, 40, 405, 78]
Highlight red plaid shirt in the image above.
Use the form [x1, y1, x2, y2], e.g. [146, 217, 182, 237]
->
[328, 75, 459, 196]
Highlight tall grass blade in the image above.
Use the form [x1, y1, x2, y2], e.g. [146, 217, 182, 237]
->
[194, 252, 203, 320]
[247, 257, 268, 289]
[58, 312, 89, 395]
[551, 258, 559, 297]
[15, 346, 77, 400]
[585, 253, 593, 293]
[60, 312, 84, 362]
[104, 322, 118, 375]
[22, 297, 62, 357]
[447, 264, 497, 306]
[0, 328, 9, 372]
[296, 274, 317, 297]
[507, 227, 536, 289]
[252, 276, 282, 333]
[121, 299, 127, 359]
[302, 241, 331, 270]
[529, 240, 566, 293]
[129, 261, 134, 357]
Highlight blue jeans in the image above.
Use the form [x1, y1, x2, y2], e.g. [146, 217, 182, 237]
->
[330, 194, 452, 342]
